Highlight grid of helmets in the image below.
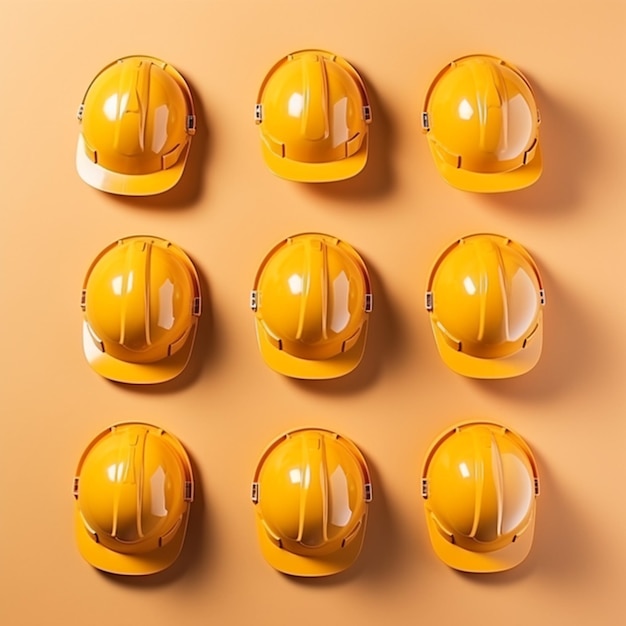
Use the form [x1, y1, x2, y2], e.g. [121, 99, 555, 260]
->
[74, 51, 544, 576]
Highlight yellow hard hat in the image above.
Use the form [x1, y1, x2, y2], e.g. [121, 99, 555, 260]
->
[251, 233, 373, 379]
[422, 54, 542, 192]
[81, 236, 202, 384]
[73, 422, 194, 575]
[255, 49, 372, 182]
[421, 421, 540, 573]
[76, 55, 196, 195]
[425, 234, 545, 378]
[252, 428, 372, 577]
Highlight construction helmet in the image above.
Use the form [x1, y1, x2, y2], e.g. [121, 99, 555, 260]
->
[76, 55, 196, 195]
[73, 422, 194, 575]
[422, 54, 542, 192]
[421, 421, 540, 573]
[251, 233, 373, 379]
[252, 428, 373, 577]
[81, 236, 202, 384]
[255, 49, 372, 182]
[425, 233, 545, 378]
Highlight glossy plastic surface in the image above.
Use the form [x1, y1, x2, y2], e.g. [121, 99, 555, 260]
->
[74, 423, 194, 575]
[256, 50, 371, 182]
[422, 54, 542, 192]
[252, 233, 372, 379]
[252, 428, 372, 577]
[82, 236, 201, 384]
[422, 421, 539, 573]
[76, 55, 195, 195]
[426, 233, 544, 379]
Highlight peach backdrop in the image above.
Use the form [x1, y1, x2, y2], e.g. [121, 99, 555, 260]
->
[1, 0, 625, 624]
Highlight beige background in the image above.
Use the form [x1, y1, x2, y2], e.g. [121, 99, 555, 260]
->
[2, 0, 625, 624]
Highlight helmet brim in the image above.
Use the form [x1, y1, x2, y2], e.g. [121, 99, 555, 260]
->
[255, 516, 367, 577]
[74, 506, 191, 575]
[260, 137, 368, 183]
[82, 320, 198, 384]
[430, 318, 543, 379]
[76, 135, 190, 196]
[424, 508, 536, 573]
[429, 142, 543, 193]
[254, 319, 368, 380]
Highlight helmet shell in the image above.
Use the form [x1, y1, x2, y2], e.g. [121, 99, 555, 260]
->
[76, 55, 195, 195]
[256, 50, 371, 182]
[82, 236, 201, 384]
[426, 233, 544, 379]
[74, 423, 194, 575]
[423, 54, 542, 192]
[422, 421, 539, 573]
[252, 233, 372, 379]
[252, 428, 372, 576]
